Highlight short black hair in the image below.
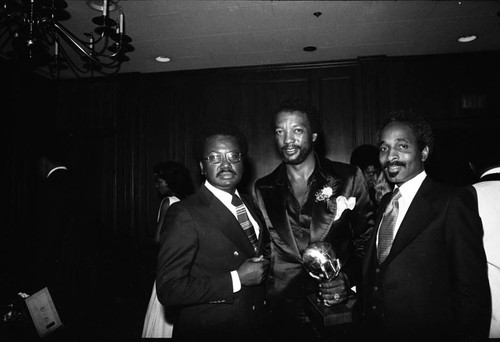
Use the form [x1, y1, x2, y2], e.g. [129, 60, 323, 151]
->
[272, 98, 321, 134]
[153, 161, 195, 199]
[376, 110, 434, 155]
[350, 144, 380, 170]
[193, 121, 248, 162]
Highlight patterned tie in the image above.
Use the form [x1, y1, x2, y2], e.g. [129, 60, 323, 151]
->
[377, 188, 402, 264]
[231, 194, 259, 252]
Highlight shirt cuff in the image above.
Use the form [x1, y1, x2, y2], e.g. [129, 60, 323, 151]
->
[231, 270, 241, 293]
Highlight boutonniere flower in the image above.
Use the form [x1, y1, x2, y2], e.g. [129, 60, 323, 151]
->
[314, 176, 355, 220]
[315, 176, 340, 203]
[315, 185, 333, 203]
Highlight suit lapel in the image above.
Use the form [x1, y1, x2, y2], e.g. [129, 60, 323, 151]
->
[310, 174, 339, 242]
[197, 186, 255, 257]
[383, 177, 436, 264]
[261, 167, 301, 257]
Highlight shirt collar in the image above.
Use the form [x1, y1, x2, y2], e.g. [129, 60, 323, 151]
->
[395, 170, 427, 201]
[47, 166, 68, 178]
[204, 180, 240, 204]
[481, 166, 500, 178]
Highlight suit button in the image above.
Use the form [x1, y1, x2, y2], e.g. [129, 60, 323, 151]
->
[375, 268, 380, 274]
[372, 305, 377, 310]
[373, 286, 378, 291]
[252, 305, 255, 311]
[234, 251, 239, 256]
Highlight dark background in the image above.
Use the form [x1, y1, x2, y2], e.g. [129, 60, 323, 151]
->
[2, 50, 499, 340]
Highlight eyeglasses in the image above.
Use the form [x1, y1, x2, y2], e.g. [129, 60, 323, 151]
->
[203, 151, 242, 165]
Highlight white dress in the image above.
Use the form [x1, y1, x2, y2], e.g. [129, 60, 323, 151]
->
[141, 196, 179, 338]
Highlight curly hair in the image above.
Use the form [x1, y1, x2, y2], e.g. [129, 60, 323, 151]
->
[153, 161, 194, 199]
[271, 98, 321, 134]
[376, 110, 434, 155]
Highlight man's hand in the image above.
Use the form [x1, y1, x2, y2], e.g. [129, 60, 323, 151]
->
[318, 271, 349, 304]
[237, 255, 269, 286]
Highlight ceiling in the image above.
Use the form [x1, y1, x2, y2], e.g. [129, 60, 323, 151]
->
[6, 1, 500, 78]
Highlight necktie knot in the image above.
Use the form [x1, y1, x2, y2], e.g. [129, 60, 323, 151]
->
[231, 194, 243, 207]
[391, 188, 401, 201]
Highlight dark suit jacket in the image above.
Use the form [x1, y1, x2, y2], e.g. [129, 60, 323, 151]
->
[156, 185, 270, 341]
[253, 157, 374, 306]
[362, 176, 491, 340]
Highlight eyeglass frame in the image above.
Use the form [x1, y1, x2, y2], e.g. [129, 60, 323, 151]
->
[203, 151, 242, 165]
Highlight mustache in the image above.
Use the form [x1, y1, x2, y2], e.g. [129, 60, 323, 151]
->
[282, 144, 299, 151]
[217, 168, 236, 176]
[383, 160, 406, 168]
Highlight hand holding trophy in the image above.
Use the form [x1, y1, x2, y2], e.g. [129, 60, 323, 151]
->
[302, 241, 342, 306]
[302, 241, 355, 326]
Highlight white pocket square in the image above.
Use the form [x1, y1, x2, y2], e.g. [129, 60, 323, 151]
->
[334, 196, 356, 221]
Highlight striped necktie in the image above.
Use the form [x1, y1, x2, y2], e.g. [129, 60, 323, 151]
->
[231, 194, 258, 252]
[377, 188, 402, 264]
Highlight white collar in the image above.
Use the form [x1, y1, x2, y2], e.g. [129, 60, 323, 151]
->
[481, 167, 500, 178]
[396, 170, 427, 201]
[47, 166, 68, 178]
[204, 180, 240, 204]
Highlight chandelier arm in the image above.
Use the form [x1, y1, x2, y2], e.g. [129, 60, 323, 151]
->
[93, 57, 121, 68]
[49, 21, 100, 63]
[92, 62, 121, 76]
[57, 41, 92, 76]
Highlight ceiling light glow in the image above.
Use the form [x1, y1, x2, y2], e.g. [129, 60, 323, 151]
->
[156, 56, 171, 63]
[458, 35, 477, 43]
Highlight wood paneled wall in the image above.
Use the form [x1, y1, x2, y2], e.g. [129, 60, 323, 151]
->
[4, 51, 500, 243]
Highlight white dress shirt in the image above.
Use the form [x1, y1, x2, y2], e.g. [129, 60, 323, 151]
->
[204, 181, 261, 293]
[377, 170, 427, 248]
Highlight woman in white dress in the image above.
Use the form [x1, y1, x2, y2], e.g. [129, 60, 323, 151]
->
[142, 161, 194, 338]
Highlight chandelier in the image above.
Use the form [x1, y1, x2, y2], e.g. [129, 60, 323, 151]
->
[0, 0, 133, 78]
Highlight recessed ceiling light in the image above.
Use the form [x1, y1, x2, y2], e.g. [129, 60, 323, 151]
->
[303, 46, 317, 52]
[458, 35, 477, 43]
[155, 56, 171, 63]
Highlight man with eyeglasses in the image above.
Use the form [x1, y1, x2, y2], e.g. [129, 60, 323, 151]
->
[156, 122, 270, 342]
[253, 99, 374, 341]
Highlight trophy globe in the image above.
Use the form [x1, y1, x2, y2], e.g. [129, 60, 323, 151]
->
[302, 241, 341, 282]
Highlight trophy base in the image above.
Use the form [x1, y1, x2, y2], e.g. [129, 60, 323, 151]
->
[305, 293, 357, 326]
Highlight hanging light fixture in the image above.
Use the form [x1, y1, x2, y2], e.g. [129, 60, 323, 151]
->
[0, 0, 133, 78]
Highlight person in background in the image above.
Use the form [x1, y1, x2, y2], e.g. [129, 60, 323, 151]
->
[464, 125, 500, 339]
[142, 160, 195, 338]
[350, 144, 392, 208]
[156, 122, 270, 342]
[27, 130, 99, 338]
[362, 110, 490, 341]
[152, 161, 195, 244]
[253, 99, 374, 340]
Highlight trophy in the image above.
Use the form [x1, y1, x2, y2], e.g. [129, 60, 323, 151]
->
[302, 241, 356, 326]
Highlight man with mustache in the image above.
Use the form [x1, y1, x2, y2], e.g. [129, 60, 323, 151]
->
[253, 99, 374, 340]
[156, 122, 270, 342]
[362, 110, 491, 340]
